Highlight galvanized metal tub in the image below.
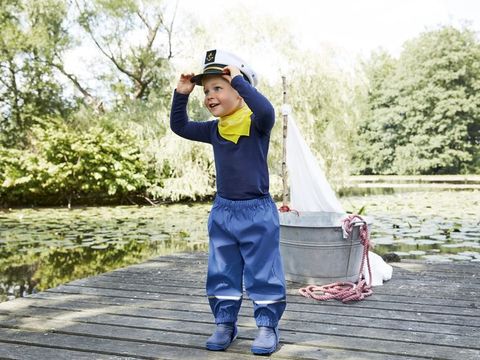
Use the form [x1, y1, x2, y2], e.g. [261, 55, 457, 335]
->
[279, 211, 372, 285]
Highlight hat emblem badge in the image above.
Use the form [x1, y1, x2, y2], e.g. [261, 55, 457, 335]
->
[205, 50, 216, 63]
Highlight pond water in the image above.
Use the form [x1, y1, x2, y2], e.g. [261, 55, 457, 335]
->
[1, 190, 479, 302]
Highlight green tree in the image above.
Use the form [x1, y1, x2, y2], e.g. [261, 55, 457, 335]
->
[352, 50, 398, 174]
[356, 26, 480, 174]
[0, 0, 76, 147]
[74, 0, 176, 104]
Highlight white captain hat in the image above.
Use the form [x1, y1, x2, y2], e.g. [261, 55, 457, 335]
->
[190, 49, 258, 87]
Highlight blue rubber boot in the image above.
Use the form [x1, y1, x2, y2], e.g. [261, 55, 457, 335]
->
[251, 326, 279, 355]
[206, 323, 238, 351]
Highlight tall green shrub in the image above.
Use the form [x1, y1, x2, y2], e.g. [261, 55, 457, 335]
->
[0, 118, 154, 206]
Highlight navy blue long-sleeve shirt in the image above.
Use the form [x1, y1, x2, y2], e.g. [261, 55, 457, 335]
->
[170, 76, 275, 200]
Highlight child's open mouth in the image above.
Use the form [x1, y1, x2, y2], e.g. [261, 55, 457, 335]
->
[209, 103, 219, 109]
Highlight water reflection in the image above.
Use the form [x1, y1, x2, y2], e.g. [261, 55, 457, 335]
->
[0, 204, 210, 302]
[1, 190, 479, 302]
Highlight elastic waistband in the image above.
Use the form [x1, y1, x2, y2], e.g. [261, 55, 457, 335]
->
[214, 194, 273, 208]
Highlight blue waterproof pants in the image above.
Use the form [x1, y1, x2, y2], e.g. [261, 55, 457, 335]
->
[206, 195, 286, 328]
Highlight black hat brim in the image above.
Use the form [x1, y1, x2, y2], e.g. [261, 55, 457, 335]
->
[191, 71, 251, 86]
[190, 69, 224, 86]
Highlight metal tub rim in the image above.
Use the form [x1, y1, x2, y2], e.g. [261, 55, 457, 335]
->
[279, 211, 372, 230]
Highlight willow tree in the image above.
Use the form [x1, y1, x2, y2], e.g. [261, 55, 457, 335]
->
[74, 0, 176, 104]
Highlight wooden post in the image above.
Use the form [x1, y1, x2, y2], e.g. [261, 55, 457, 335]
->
[282, 76, 289, 208]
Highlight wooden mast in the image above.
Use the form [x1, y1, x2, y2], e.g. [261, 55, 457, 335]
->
[282, 76, 289, 208]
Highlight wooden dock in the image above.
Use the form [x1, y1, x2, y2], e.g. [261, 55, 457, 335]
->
[346, 175, 480, 190]
[0, 252, 479, 359]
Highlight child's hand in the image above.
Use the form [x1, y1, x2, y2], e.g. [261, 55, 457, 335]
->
[176, 73, 195, 94]
[222, 65, 242, 83]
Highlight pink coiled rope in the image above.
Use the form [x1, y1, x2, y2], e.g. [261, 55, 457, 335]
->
[298, 214, 373, 303]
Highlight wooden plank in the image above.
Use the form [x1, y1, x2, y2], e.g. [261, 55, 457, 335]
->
[1, 312, 479, 359]
[384, 271, 480, 282]
[355, 183, 480, 189]
[0, 327, 254, 360]
[75, 262, 480, 291]
[392, 261, 480, 272]
[39, 285, 478, 327]
[1, 252, 478, 359]
[1, 303, 478, 350]
[23, 292, 478, 336]
[110, 257, 480, 285]
[0, 316, 404, 360]
[0, 341, 127, 360]
[108, 260, 480, 279]
[50, 280, 480, 319]
[88, 273, 480, 307]
[0, 332, 415, 360]
[138, 255, 480, 274]
[1, 339, 415, 360]
[347, 175, 480, 182]
[106, 261, 480, 283]
[37, 282, 480, 312]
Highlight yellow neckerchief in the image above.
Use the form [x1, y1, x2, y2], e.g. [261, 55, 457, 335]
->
[218, 105, 253, 144]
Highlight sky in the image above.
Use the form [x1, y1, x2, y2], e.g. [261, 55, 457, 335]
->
[177, 0, 480, 57]
[64, 0, 480, 93]
[173, 0, 480, 75]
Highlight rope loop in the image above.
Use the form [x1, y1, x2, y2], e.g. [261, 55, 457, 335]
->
[298, 214, 373, 303]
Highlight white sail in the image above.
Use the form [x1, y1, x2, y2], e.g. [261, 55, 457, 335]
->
[286, 115, 345, 213]
[284, 112, 392, 286]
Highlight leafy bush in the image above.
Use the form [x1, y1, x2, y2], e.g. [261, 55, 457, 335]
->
[0, 118, 155, 207]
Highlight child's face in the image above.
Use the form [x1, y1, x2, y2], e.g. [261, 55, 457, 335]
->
[202, 76, 243, 117]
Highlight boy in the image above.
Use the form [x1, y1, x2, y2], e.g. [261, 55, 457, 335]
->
[170, 49, 286, 355]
